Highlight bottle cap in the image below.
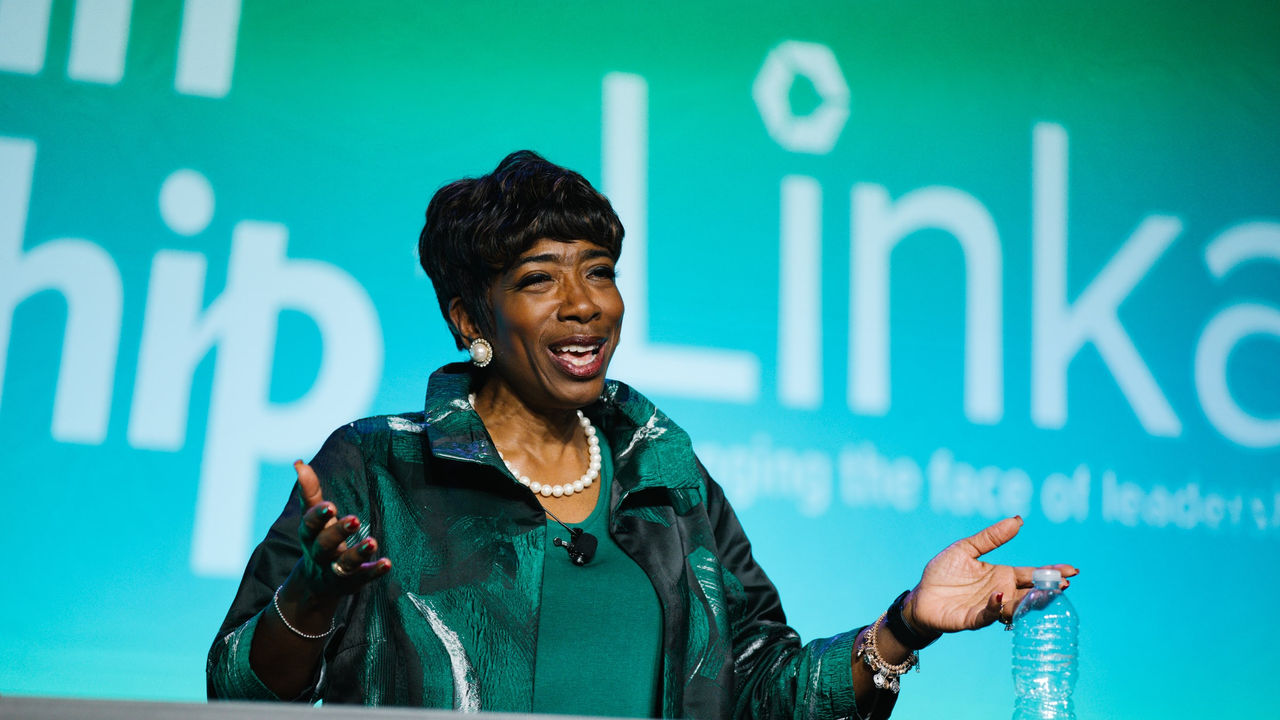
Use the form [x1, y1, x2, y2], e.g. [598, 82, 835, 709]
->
[1032, 568, 1062, 584]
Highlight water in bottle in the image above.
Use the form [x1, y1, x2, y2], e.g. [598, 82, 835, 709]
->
[1011, 568, 1078, 720]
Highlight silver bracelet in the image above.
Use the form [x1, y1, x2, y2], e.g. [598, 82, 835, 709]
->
[856, 614, 919, 694]
[272, 585, 335, 640]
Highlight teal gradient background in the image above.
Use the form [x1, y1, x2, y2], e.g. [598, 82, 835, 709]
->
[2, 2, 1277, 717]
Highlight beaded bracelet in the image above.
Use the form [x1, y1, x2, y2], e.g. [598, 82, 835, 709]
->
[272, 585, 335, 640]
[856, 614, 919, 694]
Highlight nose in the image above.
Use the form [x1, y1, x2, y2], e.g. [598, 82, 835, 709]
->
[557, 275, 601, 323]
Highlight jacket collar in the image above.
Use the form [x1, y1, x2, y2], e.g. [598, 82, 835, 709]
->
[595, 380, 703, 493]
[422, 364, 702, 493]
[421, 363, 501, 469]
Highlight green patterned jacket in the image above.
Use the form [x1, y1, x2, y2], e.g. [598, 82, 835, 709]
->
[208, 365, 860, 719]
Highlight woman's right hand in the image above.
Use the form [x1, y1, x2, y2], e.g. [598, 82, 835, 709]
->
[248, 460, 392, 696]
[292, 459, 392, 598]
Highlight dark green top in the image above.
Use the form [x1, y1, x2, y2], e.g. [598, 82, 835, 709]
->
[208, 365, 863, 719]
[533, 432, 663, 718]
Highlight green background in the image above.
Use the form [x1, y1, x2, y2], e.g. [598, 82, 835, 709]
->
[2, 1, 1277, 717]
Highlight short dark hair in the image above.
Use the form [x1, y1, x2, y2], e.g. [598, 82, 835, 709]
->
[418, 150, 625, 349]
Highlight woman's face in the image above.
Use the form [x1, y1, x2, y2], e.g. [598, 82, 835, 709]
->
[482, 238, 624, 411]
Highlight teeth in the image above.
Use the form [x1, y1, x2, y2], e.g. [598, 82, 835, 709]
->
[552, 344, 598, 354]
[551, 343, 600, 368]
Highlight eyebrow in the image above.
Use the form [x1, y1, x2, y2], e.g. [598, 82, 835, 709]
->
[511, 247, 613, 269]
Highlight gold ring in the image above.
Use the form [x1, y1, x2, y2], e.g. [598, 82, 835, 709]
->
[999, 601, 1013, 630]
[331, 560, 354, 578]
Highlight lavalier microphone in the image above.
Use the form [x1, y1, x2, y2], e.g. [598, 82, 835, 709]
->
[543, 507, 597, 566]
[553, 528, 598, 566]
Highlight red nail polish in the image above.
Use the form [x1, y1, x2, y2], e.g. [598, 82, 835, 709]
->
[996, 592, 1004, 603]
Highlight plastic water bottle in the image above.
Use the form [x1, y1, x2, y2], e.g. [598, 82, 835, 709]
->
[1011, 568, 1078, 719]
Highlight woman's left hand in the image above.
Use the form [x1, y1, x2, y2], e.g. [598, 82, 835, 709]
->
[903, 516, 1078, 634]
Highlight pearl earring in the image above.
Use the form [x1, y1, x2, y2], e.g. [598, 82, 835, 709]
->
[469, 338, 493, 367]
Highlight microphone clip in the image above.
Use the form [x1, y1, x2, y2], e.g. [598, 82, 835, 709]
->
[553, 527, 598, 566]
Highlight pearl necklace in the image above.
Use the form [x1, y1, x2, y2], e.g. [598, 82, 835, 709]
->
[469, 394, 601, 498]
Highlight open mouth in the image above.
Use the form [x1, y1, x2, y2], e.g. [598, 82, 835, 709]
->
[547, 336, 607, 378]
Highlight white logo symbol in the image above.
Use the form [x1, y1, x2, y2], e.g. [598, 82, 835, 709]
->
[753, 41, 850, 155]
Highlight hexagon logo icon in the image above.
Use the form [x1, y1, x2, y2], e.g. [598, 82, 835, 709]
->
[753, 41, 850, 155]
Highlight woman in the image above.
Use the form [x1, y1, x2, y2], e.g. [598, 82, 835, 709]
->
[208, 151, 1077, 718]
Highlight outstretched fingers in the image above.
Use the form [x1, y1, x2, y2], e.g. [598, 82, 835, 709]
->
[297, 460, 337, 544]
[331, 536, 393, 580]
[1050, 562, 1080, 579]
[314, 514, 362, 563]
[301, 502, 337, 544]
[1011, 563, 1081, 590]
[964, 515, 1023, 558]
[297, 460, 324, 508]
[290, 460, 392, 597]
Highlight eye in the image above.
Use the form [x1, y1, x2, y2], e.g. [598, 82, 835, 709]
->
[515, 272, 553, 289]
[589, 264, 617, 281]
